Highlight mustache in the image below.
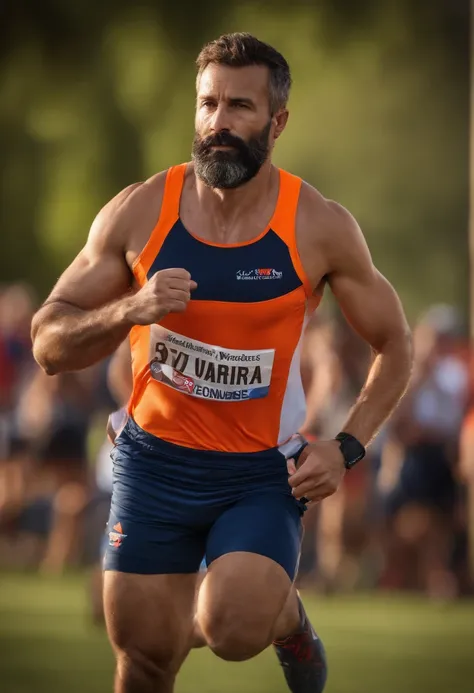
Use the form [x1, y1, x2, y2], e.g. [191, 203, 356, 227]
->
[198, 131, 247, 152]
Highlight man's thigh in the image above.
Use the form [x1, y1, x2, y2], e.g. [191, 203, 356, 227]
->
[206, 490, 304, 580]
[195, 493, 304, 658]
[196, 551, 294, 659]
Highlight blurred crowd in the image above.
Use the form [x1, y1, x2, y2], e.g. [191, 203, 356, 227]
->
[1, 281, 474, 616]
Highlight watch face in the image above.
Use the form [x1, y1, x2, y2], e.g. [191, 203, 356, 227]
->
[341, 437, 365, 468]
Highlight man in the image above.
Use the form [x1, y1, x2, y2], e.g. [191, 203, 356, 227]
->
[31, 32, 412, 693]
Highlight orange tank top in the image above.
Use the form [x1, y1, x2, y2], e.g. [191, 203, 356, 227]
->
[128, 163, 316, 453]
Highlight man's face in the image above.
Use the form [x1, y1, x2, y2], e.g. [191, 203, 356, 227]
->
[193, 64, 284, 189]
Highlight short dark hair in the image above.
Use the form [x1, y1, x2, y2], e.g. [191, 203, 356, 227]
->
[196, 32, 292, 114]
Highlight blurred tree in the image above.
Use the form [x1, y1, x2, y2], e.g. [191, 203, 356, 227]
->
[0, 0, 468, 322]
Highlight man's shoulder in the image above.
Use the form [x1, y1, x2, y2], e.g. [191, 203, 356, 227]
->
[124, 163, 192, 216]
[88, 169, 172, 251]
[296, 179, 361, 249]
[118, 169, 170, 214]
[98, 169, 173, 229]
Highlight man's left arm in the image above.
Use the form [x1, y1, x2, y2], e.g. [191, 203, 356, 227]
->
[326, 204, 413, 446]
[289, 202, 413, 502]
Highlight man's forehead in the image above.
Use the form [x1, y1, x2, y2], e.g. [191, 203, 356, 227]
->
[197, 63, 269, 96]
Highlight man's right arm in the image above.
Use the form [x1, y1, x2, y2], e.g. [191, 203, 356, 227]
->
[31, 184, 142, 375]
[32, 183, 196, 375]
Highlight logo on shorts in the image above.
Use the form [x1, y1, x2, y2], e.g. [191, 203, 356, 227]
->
[108, 522, 127, 548]
[236, 269, 283, 281]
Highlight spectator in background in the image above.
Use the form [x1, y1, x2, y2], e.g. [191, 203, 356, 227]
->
[0, 284, 37, 562]
[0, 283, 36, 459]
[458, 375, 474, 594]
[379, 304, 469, 598]
[0, 283, 36, 414]
[13, 365, 100, 573]
[299, 312, 372, 591]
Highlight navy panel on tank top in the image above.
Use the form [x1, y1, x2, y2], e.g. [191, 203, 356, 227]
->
[146, 219, 302, 303]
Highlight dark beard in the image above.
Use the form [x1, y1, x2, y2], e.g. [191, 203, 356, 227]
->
[192, 121, 271, 189]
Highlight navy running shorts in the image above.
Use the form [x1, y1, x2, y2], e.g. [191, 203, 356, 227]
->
[103, 418, 306, 579]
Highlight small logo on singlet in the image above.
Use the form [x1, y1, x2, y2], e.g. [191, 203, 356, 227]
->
[236, 269, 283, 281]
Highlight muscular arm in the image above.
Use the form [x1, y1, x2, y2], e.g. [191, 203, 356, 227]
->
[31, 184, 141, 375]
[324, 203, 413, 446]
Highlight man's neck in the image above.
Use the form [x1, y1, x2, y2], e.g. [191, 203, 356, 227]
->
[192, 161, 276, 233]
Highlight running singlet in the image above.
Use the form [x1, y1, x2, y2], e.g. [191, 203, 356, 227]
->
[128, 164, 316, 453]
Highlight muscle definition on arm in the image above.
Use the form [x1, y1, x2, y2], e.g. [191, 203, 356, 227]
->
[324, 202, 413, 446]
[31, 183, 196, 375]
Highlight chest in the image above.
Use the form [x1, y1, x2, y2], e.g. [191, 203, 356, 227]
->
[147, 220, 302, 303]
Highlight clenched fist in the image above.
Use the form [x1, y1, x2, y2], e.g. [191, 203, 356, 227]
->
[125, 268, 197, 326]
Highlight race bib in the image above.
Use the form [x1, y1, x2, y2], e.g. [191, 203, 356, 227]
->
[148, 326, 275, 402]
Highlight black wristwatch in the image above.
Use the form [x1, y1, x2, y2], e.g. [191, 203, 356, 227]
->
[335, 432, 366, 470]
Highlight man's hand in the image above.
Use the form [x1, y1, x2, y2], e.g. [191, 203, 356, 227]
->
[287, 441, 346, 502]
[124, 269, 198, 326]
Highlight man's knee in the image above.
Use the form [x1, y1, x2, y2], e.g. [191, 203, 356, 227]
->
[116, 647, 177, 691]
[111, 618, 190, 678]
[196, 553, 293, 661]
[200, 610, 272, 662]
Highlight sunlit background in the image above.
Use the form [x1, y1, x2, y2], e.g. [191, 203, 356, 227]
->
[1, 1, 474, 692]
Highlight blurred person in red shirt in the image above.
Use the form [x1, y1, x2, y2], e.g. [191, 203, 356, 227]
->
[0, 284, 37, 544]
[0, 283, 36, 412]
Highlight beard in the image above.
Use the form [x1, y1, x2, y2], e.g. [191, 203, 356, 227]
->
[192, 120, 272, 189]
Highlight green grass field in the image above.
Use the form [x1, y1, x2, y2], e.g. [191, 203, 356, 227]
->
[0, 573, 473, 693]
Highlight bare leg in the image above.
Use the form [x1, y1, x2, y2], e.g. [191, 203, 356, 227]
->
[40, 481, 88, 573]
[194, 551, 327, 692]
[195, 552, 294, 661]
[272, 585, 301, 640]
[191, 571, 206, 649]
[316, 489, 345, 591]
[104, 571, 198, 693]
[420, 508, 458, 599]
